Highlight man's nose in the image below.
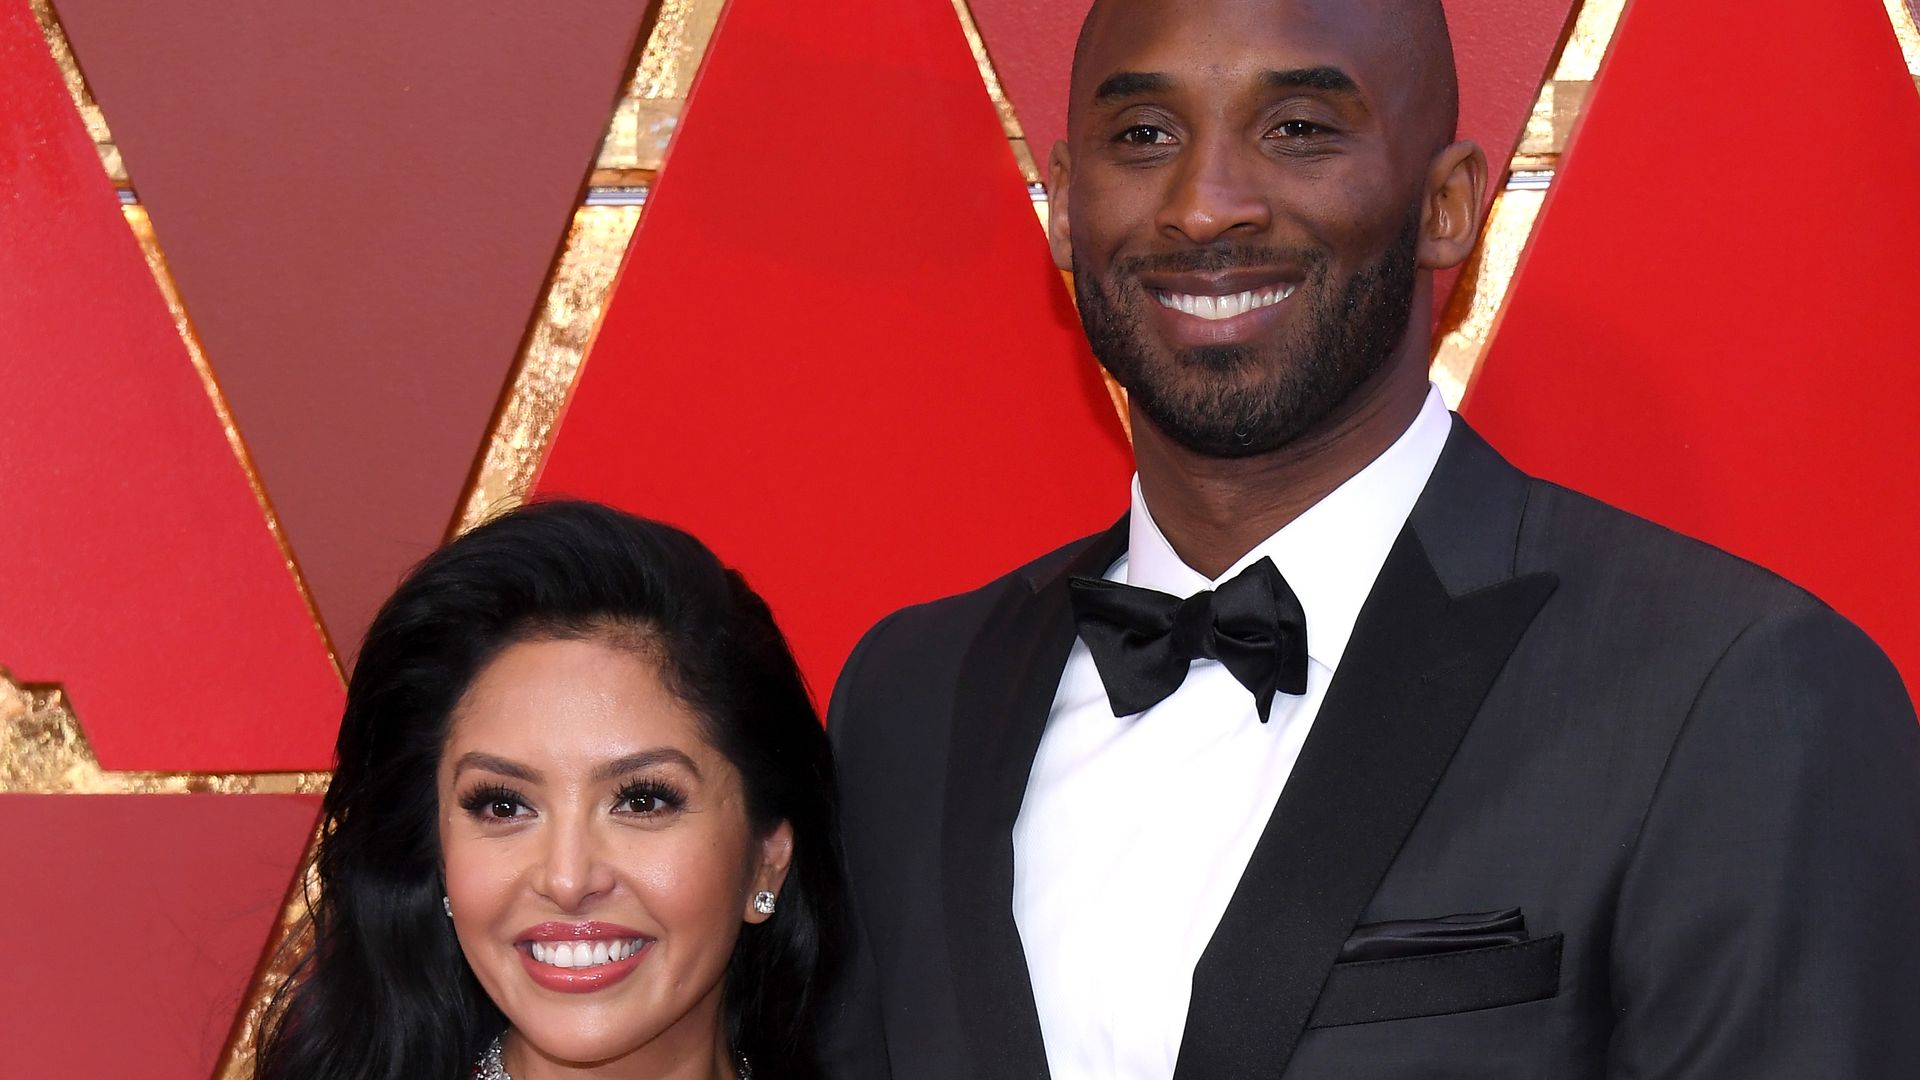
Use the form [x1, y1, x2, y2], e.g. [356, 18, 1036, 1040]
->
[532, 816, 618, 910]
[1157, 139, 1272, 245]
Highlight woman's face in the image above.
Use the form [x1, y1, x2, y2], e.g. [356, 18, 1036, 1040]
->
[437, 635, 792, 1071]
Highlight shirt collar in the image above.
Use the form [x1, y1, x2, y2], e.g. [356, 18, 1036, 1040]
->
[1119, 384, 1452, 672]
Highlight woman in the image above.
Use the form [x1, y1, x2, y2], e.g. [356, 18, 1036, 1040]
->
[255, 500, 844, 1079]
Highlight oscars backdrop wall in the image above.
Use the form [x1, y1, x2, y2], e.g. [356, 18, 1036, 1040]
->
[3, 1, 1916, 1075]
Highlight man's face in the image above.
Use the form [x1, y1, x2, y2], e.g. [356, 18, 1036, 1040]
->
[1055, 0, 1440, 458]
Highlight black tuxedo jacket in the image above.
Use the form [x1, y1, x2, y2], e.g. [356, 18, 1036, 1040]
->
[822, 418, 1920, 1079]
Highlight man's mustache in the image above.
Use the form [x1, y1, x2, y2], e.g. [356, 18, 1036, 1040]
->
[1112, 245, 1328, 277]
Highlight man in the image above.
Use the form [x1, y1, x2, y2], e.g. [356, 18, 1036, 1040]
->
[823, 0, 1920, 1076]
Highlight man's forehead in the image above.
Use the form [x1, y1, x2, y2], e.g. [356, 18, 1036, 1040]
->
[1073, 0, 1410, 101]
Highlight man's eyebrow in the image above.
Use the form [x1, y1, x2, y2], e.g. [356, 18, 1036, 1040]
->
[593, 747, 702, 783]
[1262, 66, 1362, 97]
[1093, 71, 1174, 104]
[452, 752, 539, 783]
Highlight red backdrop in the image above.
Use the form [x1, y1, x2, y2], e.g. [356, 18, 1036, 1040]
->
[3, 0, 1916, 1076]
[1464, 0, 1920, 692]
[534, 0, 1133, 695]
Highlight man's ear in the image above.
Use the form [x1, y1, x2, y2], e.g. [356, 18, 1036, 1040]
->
[1047, 140, 1073, 271]
[1418, 139, 1488, 271]
[743, 820, 794, 925]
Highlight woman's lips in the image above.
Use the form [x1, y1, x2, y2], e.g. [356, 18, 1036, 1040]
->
[514, 921, 654, 994]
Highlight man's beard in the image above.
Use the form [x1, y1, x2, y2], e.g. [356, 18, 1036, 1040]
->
[1074, 210, 1421, 459]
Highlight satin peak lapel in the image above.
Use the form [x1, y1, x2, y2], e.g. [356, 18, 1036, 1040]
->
[1173, 528, 1557, 1079]
[942, 520, 1127, 1080]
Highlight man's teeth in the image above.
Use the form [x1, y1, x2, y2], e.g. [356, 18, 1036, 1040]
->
[529, 939, 643, 969]
[1156, 285, 1295, 320]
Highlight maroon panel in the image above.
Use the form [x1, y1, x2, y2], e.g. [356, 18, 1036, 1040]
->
[966, 0, 1087, 163]
[0, 795, 319, 1079]
[51, 0, 654, 662]
[1443, 0, 1582, 175]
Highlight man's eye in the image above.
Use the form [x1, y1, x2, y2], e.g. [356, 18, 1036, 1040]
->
[1116, 125, 1174, 146]
[1272, 119, 1327, 139]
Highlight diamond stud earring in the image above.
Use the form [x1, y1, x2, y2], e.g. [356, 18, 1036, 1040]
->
[752, 890, 777, 916]
[443, 895, 453, 918]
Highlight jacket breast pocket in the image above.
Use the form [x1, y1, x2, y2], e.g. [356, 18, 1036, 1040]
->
[1305, 933, 1564, 1029]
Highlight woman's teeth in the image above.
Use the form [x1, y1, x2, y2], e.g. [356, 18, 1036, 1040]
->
[529, 939, 643, 969]
[1155, 285, 1296, 320]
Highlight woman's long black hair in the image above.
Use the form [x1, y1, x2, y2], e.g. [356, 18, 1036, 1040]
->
[254, 500, 844, 1079]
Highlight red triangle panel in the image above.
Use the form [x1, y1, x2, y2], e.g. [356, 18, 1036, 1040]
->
[0, 0, 342, 770]
[1465, 0, 1920, 689]
[536, 0, 1132, 698]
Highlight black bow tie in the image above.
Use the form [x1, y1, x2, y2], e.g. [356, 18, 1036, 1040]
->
[1067, 556, 1309, 722]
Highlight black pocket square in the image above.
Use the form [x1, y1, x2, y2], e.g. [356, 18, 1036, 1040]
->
[1307, 909, 1562, 1029]
[1337, 907, 1529, 964]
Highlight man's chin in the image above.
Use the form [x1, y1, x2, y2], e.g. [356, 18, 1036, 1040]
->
[1124, 380, 1299, 459]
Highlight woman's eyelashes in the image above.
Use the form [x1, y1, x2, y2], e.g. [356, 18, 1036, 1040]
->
[613, 778, 687, 819]
[454, 776, 690, 824]
[459, 783, 530, 822]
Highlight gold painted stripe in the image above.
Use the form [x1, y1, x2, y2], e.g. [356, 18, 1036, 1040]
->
[1885, 0, 1920, 78]
[28, 0, 122, 185]
[597, 0, 730, 179]
[452, 204, 645, 535]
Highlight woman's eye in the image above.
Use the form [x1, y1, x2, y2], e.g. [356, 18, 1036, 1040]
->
[459, 786, 531, 822]
[617, 792, 660, 814]
[614, 783, 683, 817]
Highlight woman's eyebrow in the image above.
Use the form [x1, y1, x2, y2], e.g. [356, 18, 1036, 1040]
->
[451, 751, 540, 782]
[594, 747, 702, 782]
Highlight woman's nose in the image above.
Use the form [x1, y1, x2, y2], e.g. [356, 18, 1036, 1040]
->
[531, 816, 617, 910]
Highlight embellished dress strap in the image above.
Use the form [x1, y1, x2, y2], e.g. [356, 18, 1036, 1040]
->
[472, 1036, 752, 1078]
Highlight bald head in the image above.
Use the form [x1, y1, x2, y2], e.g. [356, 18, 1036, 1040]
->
[1067, 0, 1461, 157]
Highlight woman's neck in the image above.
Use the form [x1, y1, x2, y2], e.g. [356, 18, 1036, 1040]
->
[501, 995, 736, 1080]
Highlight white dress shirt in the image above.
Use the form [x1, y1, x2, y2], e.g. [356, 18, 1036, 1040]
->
[1011, 386, 1453, 1078]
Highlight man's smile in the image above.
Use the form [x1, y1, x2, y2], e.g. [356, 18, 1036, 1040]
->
[1134, 268, 1304, 347]
[1152, 283, 1296, 320]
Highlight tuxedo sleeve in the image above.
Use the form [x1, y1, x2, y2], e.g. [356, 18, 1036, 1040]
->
[817, 614, 898, 1080]
[1605, 601, 1920, 1078]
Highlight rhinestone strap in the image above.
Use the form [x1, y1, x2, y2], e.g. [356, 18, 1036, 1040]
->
[474, 1037, 508, 1080]
[473, 1036, 750, 1078]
